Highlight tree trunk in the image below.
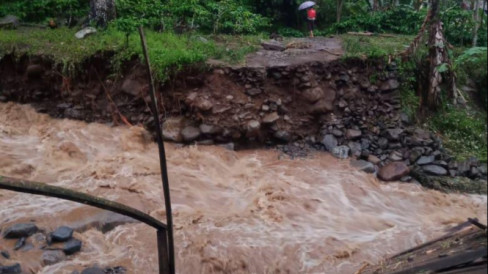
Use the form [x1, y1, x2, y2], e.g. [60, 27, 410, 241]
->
[337, 0, 344, 23]
[89, 0, 116, 28]
[472, 0, 480, 47]
[424, 0, 457, 109]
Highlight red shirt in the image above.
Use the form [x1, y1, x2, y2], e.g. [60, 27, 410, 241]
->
[307, 8, 316, 20]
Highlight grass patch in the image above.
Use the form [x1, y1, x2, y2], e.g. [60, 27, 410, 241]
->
[0, 27, 262, 80]
[340, 34, 414, 58]
[429, 105, 487, 162]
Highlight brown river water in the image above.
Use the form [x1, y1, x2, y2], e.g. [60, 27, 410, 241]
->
[0, 102, 486, 273]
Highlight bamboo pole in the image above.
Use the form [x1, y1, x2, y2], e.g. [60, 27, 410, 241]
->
[138, 26, 175, 274]
[0, 176, 166, 231]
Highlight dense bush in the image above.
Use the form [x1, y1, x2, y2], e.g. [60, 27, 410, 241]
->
[327, 6, 426, 35]
[454, 47, 487, 109]
[0, 0, 87, 24]
[327, 6, 487, 47]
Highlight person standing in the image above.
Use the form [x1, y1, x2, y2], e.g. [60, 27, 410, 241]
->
[307, 7, 317, 38]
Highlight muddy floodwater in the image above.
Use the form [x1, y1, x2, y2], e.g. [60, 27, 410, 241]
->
[0, 102, 486, 273]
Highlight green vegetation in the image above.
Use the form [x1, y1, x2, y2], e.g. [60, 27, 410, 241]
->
[429, 105, 487, 162]
[0, 27, 262, 79]
[453, 47, 487, 109]
[341, 34, 413, 58]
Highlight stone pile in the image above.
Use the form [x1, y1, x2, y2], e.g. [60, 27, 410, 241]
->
[1, 223, 82, 272]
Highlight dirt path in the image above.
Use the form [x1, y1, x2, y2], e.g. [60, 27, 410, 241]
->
[245, 37, 344, 68]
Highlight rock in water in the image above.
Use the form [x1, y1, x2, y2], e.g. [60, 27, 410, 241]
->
[1, 250, 10, 259]
[0, 263, 21, 273]
[75, 27, 97, 39]
[63, 238, 82, 255]
[13, 237, 26, 250]
[378, 162, 410, 181]
[321, 134, 337, 151]
[51, 226, 73, 242]
[422, 165, 447, 176]
[3, 223, 38, 238]
[81, 267, 105, 274]
[350, 159, 375, 173]
[332, 145, 350, 159]
[180, 126, 200, 142]
[42, 250, 66, 266]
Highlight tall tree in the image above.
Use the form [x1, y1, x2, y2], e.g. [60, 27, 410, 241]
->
[89, 0, 116, 27]
[472, 0, 481, 46]
[425, 0, 457, 109]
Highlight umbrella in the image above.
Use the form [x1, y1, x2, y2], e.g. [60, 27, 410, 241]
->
[298, 1, 316, 11]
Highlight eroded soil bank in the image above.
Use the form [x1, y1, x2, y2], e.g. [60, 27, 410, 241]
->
[0, 52, 486, 193]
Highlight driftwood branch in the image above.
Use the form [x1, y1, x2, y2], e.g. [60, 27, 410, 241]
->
[0, 176, 166, 231]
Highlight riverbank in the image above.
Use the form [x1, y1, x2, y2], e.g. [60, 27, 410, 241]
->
[0, 28, 486, 194]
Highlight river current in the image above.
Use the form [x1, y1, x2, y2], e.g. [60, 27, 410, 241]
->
[0, 102, 486, 273]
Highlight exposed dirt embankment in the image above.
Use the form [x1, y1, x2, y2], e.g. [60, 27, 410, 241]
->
[0, 53, 397, 145]
[0, 53, 486, 193]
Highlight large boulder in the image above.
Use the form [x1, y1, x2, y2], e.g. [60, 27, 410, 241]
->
[378, 162, 410, 181]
